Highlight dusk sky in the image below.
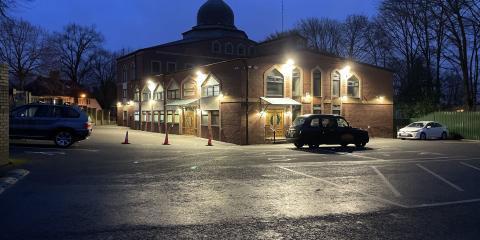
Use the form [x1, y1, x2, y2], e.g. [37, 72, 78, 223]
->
[12, 0, 380, 51]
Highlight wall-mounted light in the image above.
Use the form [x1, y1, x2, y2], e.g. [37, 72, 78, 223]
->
[80, 93, 87, 98]
[196, 70, 207, 85]
[117, 102, 122, 107]
[147, 79, 156, 92]
[218, 93, 224, 100]
[282, 58, 295, 73]
[128, 100, 134, 106]
[341, 96, 348, 102]
[340, 65, 352, 80]
[257, 110, 266, 117]
[302, 92, 312, 103]
[376, 96, 385, 102]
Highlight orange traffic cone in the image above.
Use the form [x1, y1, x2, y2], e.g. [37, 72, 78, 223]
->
[122, 131, 130, 144]
[163, 126, 170, 145]
[207, 129, 213, 146]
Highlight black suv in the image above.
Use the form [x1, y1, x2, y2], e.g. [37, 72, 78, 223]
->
[286, 114, 369, 149]
[10, 104, 93, 147]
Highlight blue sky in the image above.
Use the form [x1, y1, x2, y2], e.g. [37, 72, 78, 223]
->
[12, 0, 380, 51]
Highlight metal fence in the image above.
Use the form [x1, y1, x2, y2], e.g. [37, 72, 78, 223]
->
[411, 112, 480, 140]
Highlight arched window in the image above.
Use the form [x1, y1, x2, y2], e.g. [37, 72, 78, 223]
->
[202, 75, 220, 97]
[167, 81, 180, 100]
[347, 75, 360, 98]
[212, 41, 221, 53]
[154, 85, 164, 101]
[183, 81, 196, 97]
[225, 42, 233, 55]
[237, 44, 246, 56]
[266, 69, 284, 97]
[142, 87, 151, 101]
[332, 71, 341, 97]
[292, 68, 302, 97]
[312, 69, 322, 97]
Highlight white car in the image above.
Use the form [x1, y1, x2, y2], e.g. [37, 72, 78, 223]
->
[397, 121, 448, 140]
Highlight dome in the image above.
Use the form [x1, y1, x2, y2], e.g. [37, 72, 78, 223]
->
[197, 0, 235, 28]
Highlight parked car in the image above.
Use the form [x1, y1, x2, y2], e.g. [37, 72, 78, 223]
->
[286, 114, 369, 149]
[397, 121, 448, 140]
[9, 103, 93, 147]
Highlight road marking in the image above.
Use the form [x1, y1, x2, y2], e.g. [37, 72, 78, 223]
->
[411, 198, 480, 208]
[25, 151, 66, 156]
[416, 164, 464, 192]
[459, 162, 480, 172]
[277, 166, 408, 208]
[371, 166, 402, 197]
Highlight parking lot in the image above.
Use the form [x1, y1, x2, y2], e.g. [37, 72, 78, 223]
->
[2, 126, 480, 239]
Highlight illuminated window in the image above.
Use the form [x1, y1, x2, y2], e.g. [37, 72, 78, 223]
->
[167, 110, 173, 123]
[134, 111, 139, 121]
[154, 85, 164, 101]
[312, 69, 322, 97]
[211, 111, 219, 126]
[202, 75, 220, 97]
[201, 111, 209, 126]
[266, 69, 284, 97]
[160, 110, 165, 123]
[332, 71, 341, 97]
[167, 81, 180, 100]
[134, 88, 140, 101]
[292, 68, 302, 97]
[153, 111, 159, 123]
[347, 75, 360, 98]
[142, 88, 151, 101]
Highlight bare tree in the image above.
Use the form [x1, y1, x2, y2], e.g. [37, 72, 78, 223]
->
[296, 17, 344, 55]
[343, 14, 369, 61]
[52, 23, 103, 85]
[0, 19, 45, 90]
[91, 48, 117, 109]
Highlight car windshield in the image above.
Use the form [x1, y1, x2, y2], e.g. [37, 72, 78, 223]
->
[407, 122, 425, 128]
[292, 117, 305, 127]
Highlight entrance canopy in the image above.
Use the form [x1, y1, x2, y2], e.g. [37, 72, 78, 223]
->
[166, 99, 199, 107]
[260, 97, 301, 106]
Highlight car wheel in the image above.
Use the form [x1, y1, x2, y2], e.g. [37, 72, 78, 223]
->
[441, 132, 447, 140]
[420, 133, 427, 140]
[355, 142, 366, 148]
[294, 142, 304, 149]
[54, 130, 74, 148]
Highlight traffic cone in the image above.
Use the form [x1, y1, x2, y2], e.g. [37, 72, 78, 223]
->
[122, 131, 130, 144]
[207, 129, 213, 146]
[163, 126, 170, 145]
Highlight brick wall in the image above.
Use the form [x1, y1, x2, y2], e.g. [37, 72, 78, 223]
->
[0, 64, 9, 165]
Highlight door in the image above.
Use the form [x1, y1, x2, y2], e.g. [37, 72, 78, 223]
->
[10, 105, 39, 137]
[265, 110, 285, 139]
[183, 109, 197, 135]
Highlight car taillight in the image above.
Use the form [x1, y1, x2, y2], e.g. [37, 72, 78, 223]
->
[84, 122, 92, 129]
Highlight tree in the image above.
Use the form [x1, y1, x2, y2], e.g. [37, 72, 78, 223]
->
[296, 17, 344, 55]
[52, 24, 103, 85]
[343, 15, 369, 61]
[0, 19, 45, 90]
[91, 48, 117, 110]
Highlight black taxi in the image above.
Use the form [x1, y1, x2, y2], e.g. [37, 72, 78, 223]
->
[286, 114, 369, 149]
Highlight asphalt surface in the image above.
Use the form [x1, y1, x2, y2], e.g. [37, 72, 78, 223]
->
[2, 126, 480, 239]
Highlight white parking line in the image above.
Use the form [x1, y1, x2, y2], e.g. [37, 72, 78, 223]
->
[277, 166, 408, 208]
[416, 164, 464, 192]
[460, 162, 480, 172]
[371, 166, 402, 197]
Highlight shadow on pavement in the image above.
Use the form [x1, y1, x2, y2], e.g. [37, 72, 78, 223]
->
[291, 146, 375, 154]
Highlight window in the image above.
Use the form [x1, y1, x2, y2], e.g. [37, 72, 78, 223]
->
[122, 89, 127, 99]
[266, 69, 284, 97]
[61, 107, 80, 118]
[310, 118, 320, 127]
[123, 65, 128, 82]
[134, 111, 140, 121]
[167, 81, 180, 99]
[337, 118, 349, 128]
[142, 111, 147, 121]
[248, 46, 255, 56]
[167, 110, 179, 123]
[151, 61, 161, 74]
[201, 111, 209, 126]
[167, 62, 176, 73]
[347, 76, 360, 98]
[237, 44, 246, 56]
[153, 112, 159, 123]
[34, 106, 54, 118]
[134, 88, 140, 101]
[225, 42, 233, 54]
[154, 91, 164, 101]
[142, 88, 151, 101]
[123, 111, 127, 120]
[160, 110, 165, 123]
[183, 81, 196, 97]
[211, 111, 219, 126]
[313, 69, 322, 97]
[129, 63, 135, 80]
[167, 111, 173, 123]
[174, 112, 180, 123]
[212, 41, 221, 53]
[292, 68, 302, 97]
[202, 75, 220, 97]
[332, 71, 341, 97]
[332, 105, 341, 115]
[313, 105, 322, 114]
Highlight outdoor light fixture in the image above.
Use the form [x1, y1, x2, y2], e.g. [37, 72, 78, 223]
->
[196, 70, 207, 85]
[302, 92, 312, 103]
[286, 59, 295, 66]
[80, 93, 87, 98]
[147, 79, 156, 93]
[117, 102, 122, 107]
[341, 96, 348, 102]
[340, 65, 352, 79]
[377, 96, 385, 102]
[128, 100, 134, 106]
[218, 93, 224, 100]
